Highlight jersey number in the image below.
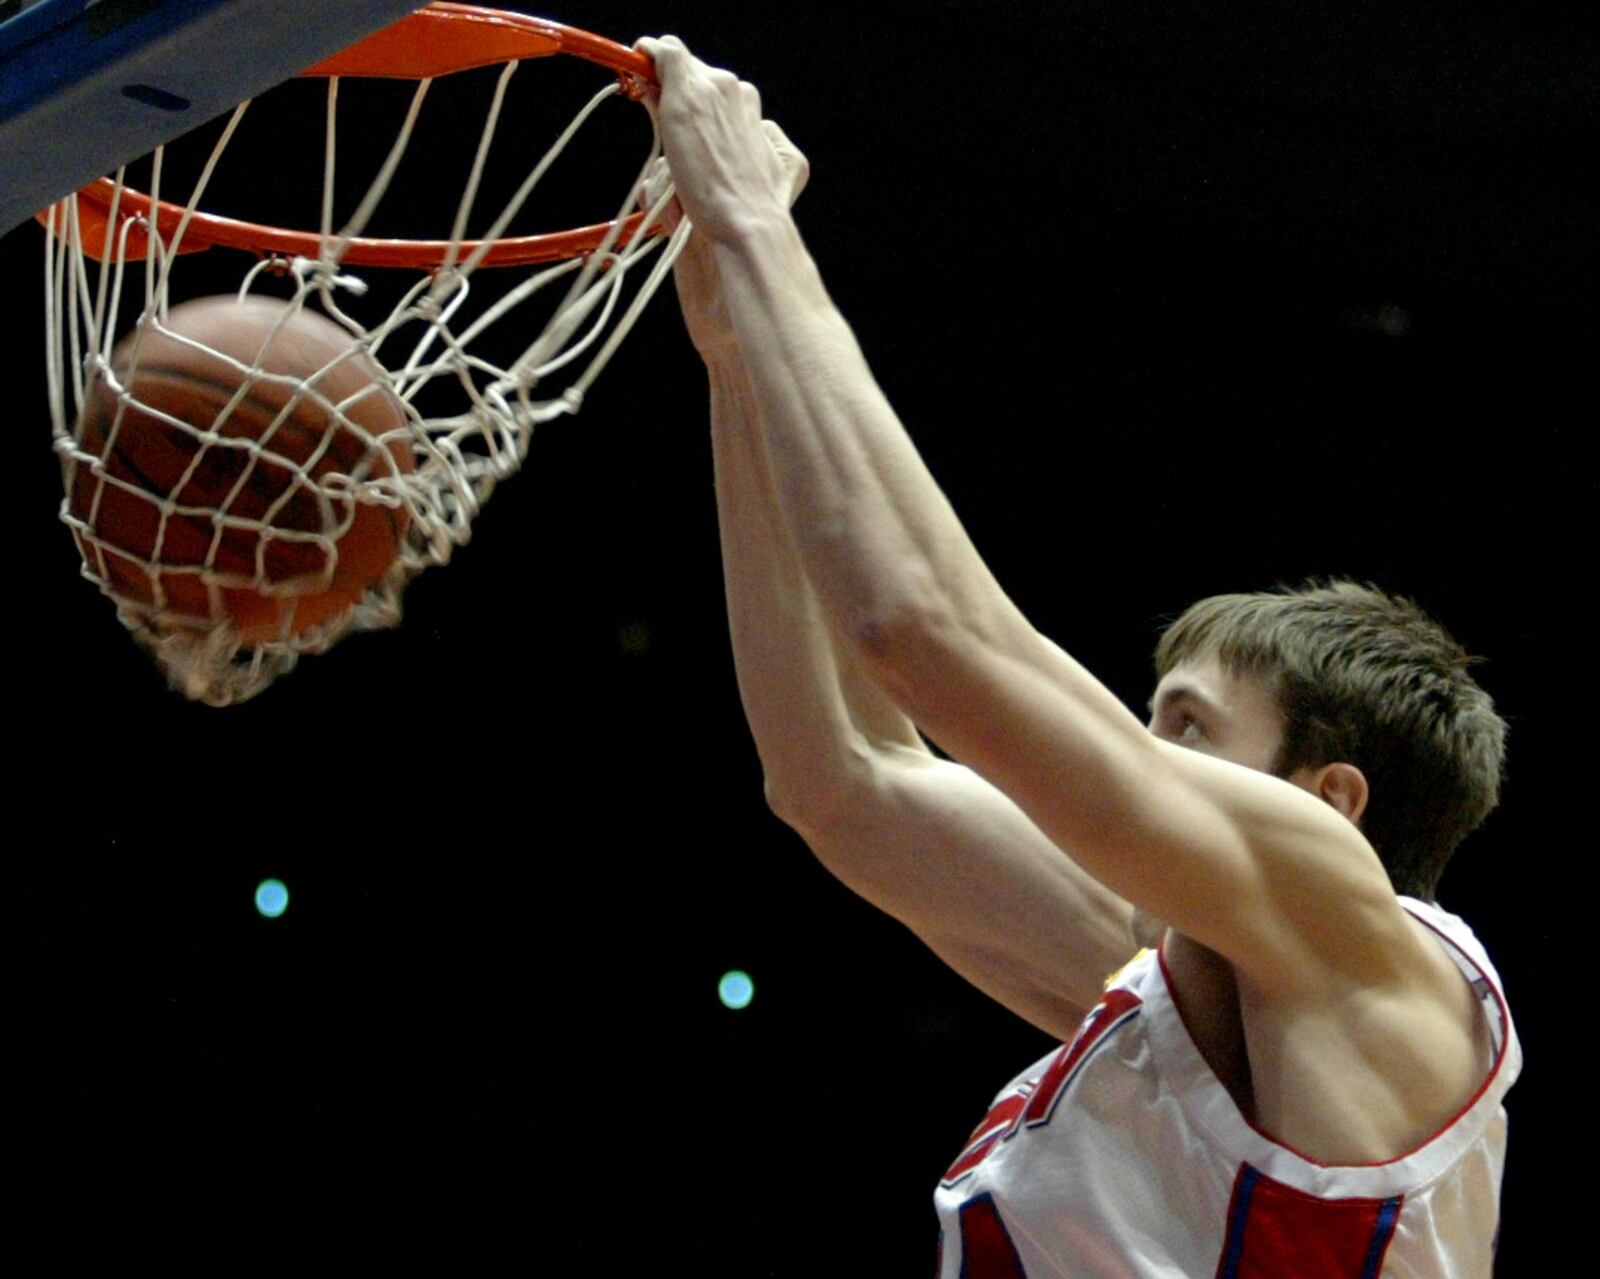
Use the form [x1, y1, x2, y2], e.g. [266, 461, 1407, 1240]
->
[941, 988, 1142, 1187]
[940, 989, 1142, 1273]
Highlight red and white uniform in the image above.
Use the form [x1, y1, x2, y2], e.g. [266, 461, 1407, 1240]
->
[934, 899, 1519, 1278]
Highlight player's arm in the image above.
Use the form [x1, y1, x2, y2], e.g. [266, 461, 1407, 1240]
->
[709, 349, 1137, 1035]
[644, 38, 1421, 995]
[655, 156, 1139, 1037]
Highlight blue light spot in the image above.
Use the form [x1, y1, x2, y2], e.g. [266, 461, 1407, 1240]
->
[718, 970, 754, 1010]
[255, 878, 290, 919]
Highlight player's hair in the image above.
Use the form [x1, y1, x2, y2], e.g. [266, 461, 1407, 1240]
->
[1152, 580, 1506, 901]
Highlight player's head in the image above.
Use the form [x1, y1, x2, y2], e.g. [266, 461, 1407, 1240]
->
[1151, 580, 1506, 901]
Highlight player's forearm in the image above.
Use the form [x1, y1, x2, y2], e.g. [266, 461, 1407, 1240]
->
[715, 354, 925, 752]
[710, 216, 1029, 710]
[707, 351, 921, 823]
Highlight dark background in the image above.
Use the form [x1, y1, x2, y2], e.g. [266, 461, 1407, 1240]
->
[9, 0, 1592, 1266]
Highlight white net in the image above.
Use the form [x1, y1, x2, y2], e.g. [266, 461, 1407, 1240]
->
[43, 56, 687, 706]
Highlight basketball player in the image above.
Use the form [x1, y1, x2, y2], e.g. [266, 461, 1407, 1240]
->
[638, 35, 1519, 1276]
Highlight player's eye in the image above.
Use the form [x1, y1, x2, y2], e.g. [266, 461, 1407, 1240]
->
[1178, 715, 1204, 741]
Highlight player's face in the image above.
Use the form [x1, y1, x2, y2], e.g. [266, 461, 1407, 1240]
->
[1145, 654, 1286, 775]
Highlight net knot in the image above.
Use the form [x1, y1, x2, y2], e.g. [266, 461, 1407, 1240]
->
[417, 269, 468, 321]
[290, 254, 369, 297]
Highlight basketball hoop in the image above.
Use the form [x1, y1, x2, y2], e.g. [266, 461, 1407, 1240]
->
[40, 3, 688, 706]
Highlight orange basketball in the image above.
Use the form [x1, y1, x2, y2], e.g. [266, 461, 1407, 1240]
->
[68, 295, 414, 645]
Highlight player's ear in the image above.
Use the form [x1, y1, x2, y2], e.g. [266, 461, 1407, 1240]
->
[1308, 762, 1369, 826]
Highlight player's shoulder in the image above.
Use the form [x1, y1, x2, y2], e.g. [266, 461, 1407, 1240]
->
[1396, 895, 1519, 1073]
[1396, 896, 1501, 983]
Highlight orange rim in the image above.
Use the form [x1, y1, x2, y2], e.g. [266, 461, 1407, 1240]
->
[42, 3, 658, 269]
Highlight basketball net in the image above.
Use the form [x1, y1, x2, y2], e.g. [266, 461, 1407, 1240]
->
[41, 14, 688, 706]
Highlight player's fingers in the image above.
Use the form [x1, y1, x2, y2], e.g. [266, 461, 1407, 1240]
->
[638, 156, 667, 209]
[634, 35, 683, 65]
[637, 156, 683, 230]
[635, 35, 690, 91]
[639, 36, 760, 118]
[705, 65, 743, 104]
[761, 119, 811, 204]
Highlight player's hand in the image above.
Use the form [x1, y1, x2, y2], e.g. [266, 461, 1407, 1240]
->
[636, 36, 808, 246]
[638, 119, 807, 359]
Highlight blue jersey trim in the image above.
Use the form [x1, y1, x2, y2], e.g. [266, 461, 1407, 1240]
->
[1216, 1166, 1259, 1279]
[1358, 1197, 1402, 1279]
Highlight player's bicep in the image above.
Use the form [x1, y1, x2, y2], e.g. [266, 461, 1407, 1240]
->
[793, 747, 1139, 1039]
[887, 624, 1395, 987]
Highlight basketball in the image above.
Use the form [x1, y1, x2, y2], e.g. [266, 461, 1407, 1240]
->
[68, 295, 414, 645]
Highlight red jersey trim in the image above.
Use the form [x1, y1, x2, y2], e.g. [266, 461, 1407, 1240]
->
[1213, 1164, 1404, 1279]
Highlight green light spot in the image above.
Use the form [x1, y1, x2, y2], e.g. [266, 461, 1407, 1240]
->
[718, 970, 754, 1010]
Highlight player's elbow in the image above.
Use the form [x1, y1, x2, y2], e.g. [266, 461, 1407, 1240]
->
[762, 750, 916, 897]
[761, 736, 887, 841]
[762, 771, 818, 829]
[762, 754, 866, 836]
[850, 590, 994, 723]
[849, 570, 945, 656]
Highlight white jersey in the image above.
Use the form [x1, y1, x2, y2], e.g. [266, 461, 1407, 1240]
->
[933, 899, 1519, 1278]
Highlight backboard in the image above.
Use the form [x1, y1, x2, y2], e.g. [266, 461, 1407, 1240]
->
[0, 0, 423, 234]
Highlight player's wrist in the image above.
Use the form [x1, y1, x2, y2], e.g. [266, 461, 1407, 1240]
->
[702, 200, 798, 254]
[709, 212, 826, 325]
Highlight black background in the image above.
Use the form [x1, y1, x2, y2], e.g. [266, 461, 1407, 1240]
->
[8, 1, 1592, 1267]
